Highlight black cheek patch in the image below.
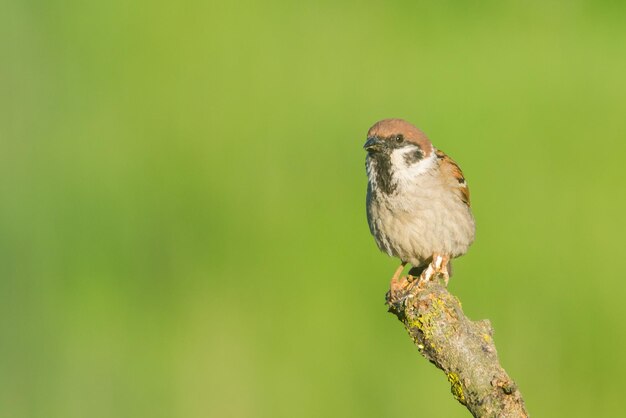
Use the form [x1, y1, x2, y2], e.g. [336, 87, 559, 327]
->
[403, 148, 424, 165]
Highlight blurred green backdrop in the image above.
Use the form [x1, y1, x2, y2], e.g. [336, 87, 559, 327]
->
[2, 1, 626, 417]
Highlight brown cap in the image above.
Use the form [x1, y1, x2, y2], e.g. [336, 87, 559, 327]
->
[367, 119, 433, 156]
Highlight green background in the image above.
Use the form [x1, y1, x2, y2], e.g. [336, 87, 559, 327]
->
[2, 1, 626, 417]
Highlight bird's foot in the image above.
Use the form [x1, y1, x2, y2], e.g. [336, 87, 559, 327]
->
[389, 274, 409, 293]
[388, 274, 422, 306]
[387, 262, 408, 301]
[419, 263, 436, 282]
[434, 254, 451, 286]
[387, 256, 451, 303]
[419, 254, 451, 286]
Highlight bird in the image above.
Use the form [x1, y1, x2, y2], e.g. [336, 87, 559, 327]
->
[364, 118, 475, 292]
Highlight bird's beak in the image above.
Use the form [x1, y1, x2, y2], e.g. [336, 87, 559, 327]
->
[364, 137, 384, 153]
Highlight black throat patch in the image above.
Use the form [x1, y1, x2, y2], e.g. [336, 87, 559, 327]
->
[368, 153, 396, 195]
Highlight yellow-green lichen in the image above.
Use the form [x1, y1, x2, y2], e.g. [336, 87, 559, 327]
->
[404, 293, 458, 354]
[406, 306, 441, 352]
[447, 372, 466, 404]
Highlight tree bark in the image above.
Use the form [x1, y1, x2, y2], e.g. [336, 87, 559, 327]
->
[386, 278, 529, 417]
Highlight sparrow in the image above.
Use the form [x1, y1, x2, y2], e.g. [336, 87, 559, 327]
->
[364, 119, 475, 291]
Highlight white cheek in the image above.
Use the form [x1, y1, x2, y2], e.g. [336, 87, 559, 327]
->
[390, 147, 436, 182]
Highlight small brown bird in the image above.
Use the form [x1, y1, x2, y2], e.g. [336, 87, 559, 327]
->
[364, 119, 475, 290]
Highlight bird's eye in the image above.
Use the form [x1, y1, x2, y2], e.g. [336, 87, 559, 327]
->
[394, 135, 404, 143]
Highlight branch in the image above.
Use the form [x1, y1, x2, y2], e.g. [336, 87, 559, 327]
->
[386, 278, 529, 417]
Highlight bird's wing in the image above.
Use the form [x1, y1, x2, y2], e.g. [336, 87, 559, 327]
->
[435, 149, 471, 207]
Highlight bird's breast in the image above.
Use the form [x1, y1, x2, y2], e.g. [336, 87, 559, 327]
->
[366, 173, 475, 263]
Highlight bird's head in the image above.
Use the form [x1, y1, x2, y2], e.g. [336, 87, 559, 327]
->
[365, 118, 433, 163]
[364, 119, 435, 192]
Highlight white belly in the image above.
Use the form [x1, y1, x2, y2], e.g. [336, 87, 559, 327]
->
[366, 175, 475, 266]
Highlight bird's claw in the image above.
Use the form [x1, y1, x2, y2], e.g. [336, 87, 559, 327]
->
[387, 255, 452, 303]
[388, 274, 409, 299]
[388, 274, 425, 303]
[421, 255, 451, 286]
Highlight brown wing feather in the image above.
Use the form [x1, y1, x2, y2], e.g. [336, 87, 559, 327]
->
[435, 149, 471, 207]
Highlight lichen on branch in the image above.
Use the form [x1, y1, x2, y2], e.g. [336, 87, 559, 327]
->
[386, 279, 529, 418]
